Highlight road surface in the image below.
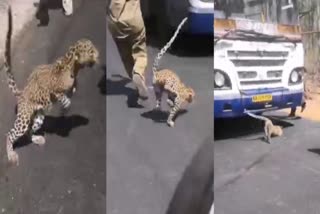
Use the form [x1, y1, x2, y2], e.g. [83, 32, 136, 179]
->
[215, 112, 320, 214]
[0, 0, 106, 213]
[106, 21, 214, 214]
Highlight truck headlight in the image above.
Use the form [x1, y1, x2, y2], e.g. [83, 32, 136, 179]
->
[290, 70, 299, 83]
[289, 67, 304, 85]
[214, 69, 232, 89]
[215, 71, 225, 87]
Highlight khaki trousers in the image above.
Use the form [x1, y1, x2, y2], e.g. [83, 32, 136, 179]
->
[107, 0, 147, 79]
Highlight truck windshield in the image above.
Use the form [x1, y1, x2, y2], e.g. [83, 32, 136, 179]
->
[214, 0, 299, 26]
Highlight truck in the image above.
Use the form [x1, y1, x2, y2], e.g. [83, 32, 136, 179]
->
[141, 0, 214, 36]
[214, 0, 305, 118]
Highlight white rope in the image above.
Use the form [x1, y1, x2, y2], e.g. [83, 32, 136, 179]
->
[152, 17, 188, 74]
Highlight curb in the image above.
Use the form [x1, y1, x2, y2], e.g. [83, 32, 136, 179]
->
[0, 1, 37, 66]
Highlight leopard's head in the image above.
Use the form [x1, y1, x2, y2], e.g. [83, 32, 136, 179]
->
[73, 39, 99, 67]
[185, 87, 195, 103]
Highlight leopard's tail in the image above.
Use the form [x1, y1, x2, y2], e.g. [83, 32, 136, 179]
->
[152, 17, 188, 75]
[1, 5, 21, 97]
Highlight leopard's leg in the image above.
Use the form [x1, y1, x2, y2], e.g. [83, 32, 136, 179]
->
[71, 78, 77, 95]
[167, 97, 181, 128]
[6, 110, 32, 165]
[164, 83, 178, 109]
[72, 86, 76, 94]
[166, 93, 176, 108]
[30, 111, 46, 146]
[154, 85, 163, 110]
[58, 94, 71, 109]
[31, 135, 46, 146]
[31, 111, 45, 133]
[166, 99, 174, 107]
[56, 93, 71, 115]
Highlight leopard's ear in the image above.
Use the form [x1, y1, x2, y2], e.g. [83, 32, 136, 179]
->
[74, 52, 80, 61]
[188, 94, 193, 103]
[187, 89, 195, 103]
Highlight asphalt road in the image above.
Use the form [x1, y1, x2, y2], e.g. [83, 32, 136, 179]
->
[106, 21, 214, 214]
[215, 111, 320, 214]
[0, 0, 106, 213]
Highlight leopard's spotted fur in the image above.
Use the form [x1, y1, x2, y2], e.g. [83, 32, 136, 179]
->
[153, 69, 195, 127]
[151, 17, 194, 127]
[2, 6, 99, 165]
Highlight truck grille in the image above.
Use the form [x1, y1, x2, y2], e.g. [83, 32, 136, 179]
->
[228, 50, 289, 58]
[228, 50, 288, 67]
[237, 70, 283, 86]
[240, 79, 282, 85]
[231, 59, 286, 67]
[228, 50, 288, 87]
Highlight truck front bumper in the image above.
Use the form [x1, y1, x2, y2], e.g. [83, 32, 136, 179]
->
[214, 87, 303, 118]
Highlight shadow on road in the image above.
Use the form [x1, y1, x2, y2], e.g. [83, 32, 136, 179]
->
[106, 74, 144, 108]
[98, 65, 107, 95]
[215, 116, 294, 141]
[165, 138, 213, 214]
[34, 0, 63, 26]
[141, 109, 188, 123]
[12, 114, 89, 150]
[308, 149, 320, 156]
[106, 74, 131, 95]
[42, 114, 89, 137]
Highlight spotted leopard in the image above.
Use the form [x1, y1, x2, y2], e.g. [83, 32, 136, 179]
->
[153, 69, 195, 127]
[151, 17, 194, 127]
[2, 6, 99, 165]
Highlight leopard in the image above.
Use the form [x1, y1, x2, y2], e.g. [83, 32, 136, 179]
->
[151, 17, 195, 127]
[153, 69, 195, 127]
[245, 111, 283, 144]
[1, 5, 99, 165]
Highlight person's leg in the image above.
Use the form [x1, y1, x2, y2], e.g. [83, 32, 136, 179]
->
[62, 0, 73, 16]
[125, 0, 149, 99]
[35, 0, 49, 26]
[107, 1, 135, 78]
[112, 35, 135, 78]
[288, 106, 296, 117]
[131, 26, 148, 99]
[301, 95, 306, 113]
[300, 77, 307, 113]
[108, 0, 126, 20]
[289, 91, 307, 117]
[108, 0, 149, 99]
